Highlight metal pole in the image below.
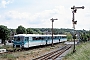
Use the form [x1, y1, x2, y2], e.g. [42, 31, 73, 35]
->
[52, 20, 54, 46]
[71, 6, 85, 53]
[73, 35, 76, 53]
[72, 11, 75, 29]
[50, 18, 58, 46]
[72, 10, 76, 53]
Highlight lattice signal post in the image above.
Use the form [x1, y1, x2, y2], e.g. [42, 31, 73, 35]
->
[71, 6, 84, 53]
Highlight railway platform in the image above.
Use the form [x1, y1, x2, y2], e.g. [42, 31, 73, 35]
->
[64, 41, 78, 45]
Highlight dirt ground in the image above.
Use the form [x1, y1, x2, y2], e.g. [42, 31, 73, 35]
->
[0, 43, 65, 60]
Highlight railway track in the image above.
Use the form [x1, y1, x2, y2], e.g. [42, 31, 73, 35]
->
[33, 45, 72, 60]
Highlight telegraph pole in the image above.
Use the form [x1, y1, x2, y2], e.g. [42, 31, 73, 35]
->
[71, 6, 84, 53]
[50, 18, 58, 46]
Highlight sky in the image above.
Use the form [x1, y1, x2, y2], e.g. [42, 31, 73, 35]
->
[0, 0, 90, 30]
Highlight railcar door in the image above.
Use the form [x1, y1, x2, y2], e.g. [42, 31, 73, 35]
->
[24, 37, 29, 48]
[40, 36, 46, 45]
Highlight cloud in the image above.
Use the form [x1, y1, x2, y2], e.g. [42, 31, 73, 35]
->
[0, 0, 14, 8]
[1, 5, 72, 29]
[4, 11, 31, 20]
[0, 0, 89, 30]
[72, 7, 90, 30]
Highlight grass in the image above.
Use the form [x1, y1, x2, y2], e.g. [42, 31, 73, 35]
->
[0, 45, 14, 51]
[0, 45, 20, 60]
[0, 43, 64, 60]
[0, 45, 22, 52]
[63, 41, 90, 60]
[0, 54, 17, 60]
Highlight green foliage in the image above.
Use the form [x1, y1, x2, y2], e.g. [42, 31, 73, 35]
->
[26, 28, 34, 34]
[0, 25, 10, 44]
[32, 28, 42, 34]
[87, 30, 90, 39]
[16, 25, 27, 34]
[8, 25, 90, 43]
[64, 42, 90, 60]
[12, 27, 89, 36]
[9, 29, 16, 35]
[66, 32, 72, 41]
[80, 33, 88, 42]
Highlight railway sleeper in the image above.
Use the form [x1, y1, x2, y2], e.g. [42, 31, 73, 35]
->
[50, 46, 71, 60]
[33, 45, 72, 60]
[46, 49, 66, 60]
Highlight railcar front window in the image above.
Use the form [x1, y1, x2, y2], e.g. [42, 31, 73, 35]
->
[14, 36, 24, 41]
[14, 37, 19, 41]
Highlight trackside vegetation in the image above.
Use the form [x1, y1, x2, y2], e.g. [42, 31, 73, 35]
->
[63, 42, 90, 60]
[0, 25, 90, 45]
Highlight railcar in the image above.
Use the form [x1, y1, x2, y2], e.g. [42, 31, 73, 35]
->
[13, 34, 67, 48]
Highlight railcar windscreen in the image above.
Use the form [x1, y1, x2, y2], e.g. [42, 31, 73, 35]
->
[14, 36, 24, 41]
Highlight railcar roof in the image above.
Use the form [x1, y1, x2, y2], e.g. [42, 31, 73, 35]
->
[14, 34, 67, 37]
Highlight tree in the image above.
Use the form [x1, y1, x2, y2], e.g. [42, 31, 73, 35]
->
[32, 28, 42, 34]
[66, 32, 73, 41]
[9, 29, 16, 40]
[9, 29, 16, 35]
[16, 25, 27, 34]
[0, 25, 10, 45]
[34, 28, 42, 34]
[80, 33, 87, 42]
[26, 28, 34, 34]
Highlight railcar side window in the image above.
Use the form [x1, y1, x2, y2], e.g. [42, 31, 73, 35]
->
[62, 36, 66, 38]
[32, 37, 46, 40]
[32, 37, 36, 40]
[41, 37, 45, 40]
[47, 37, 51, 39]
[20, 37, 24, 41]
[25, 37, 29, 41]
